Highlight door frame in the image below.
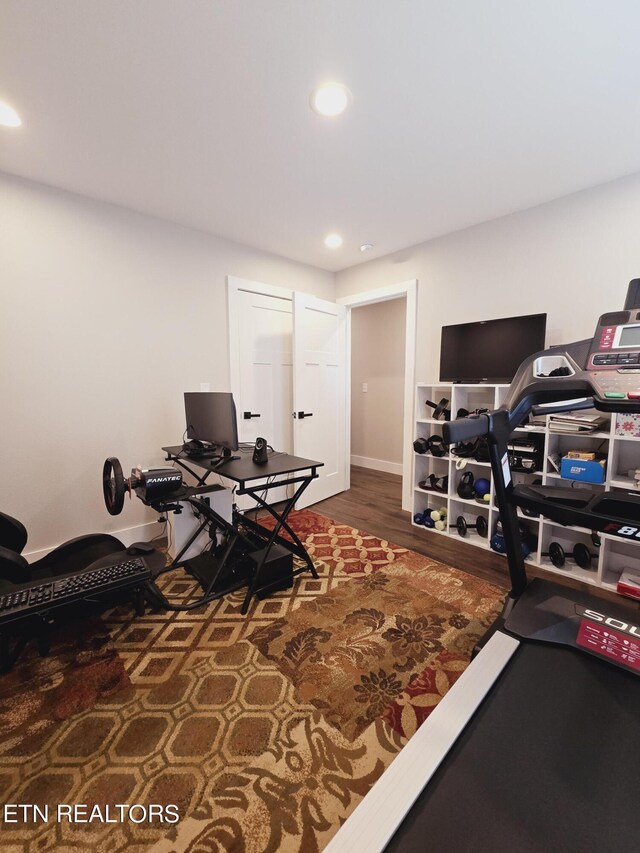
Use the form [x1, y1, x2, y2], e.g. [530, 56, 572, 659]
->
[337, 280, 417, 513]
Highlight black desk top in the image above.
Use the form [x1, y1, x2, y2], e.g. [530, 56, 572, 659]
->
[162, 446, 323, 486]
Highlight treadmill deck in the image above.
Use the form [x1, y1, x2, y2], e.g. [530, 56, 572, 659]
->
[386, 637, 640, 852]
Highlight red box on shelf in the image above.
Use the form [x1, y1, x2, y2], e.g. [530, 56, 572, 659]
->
[617, 569, 640, 601]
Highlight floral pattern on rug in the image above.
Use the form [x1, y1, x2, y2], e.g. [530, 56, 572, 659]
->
[249, 569, 499, 741]
[382, 649, 469, 739]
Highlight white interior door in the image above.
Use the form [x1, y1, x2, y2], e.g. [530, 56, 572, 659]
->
[293, 293, 348, 508]
[229, 282, 293, 508]
[235, 289, 293, 451]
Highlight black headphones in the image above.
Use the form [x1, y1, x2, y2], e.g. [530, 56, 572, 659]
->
[457, 471, 475, 500]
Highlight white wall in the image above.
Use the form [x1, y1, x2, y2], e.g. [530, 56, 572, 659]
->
[350, 299, 406, 472]
[336, 172, 640, 382]
[0, 172, 334, 554]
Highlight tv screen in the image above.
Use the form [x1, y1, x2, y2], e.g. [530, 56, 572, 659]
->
[439, 313, 547, 383]
[184, 392, 239, 451]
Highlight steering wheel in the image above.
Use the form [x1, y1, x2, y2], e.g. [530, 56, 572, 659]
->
[102, 457, 126, 515]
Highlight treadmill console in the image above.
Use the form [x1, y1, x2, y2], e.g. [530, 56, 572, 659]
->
[586, 308, 640, 402]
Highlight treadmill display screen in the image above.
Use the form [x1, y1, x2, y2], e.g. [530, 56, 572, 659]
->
[618, 325, 640, 348]
[577, 619, 640, 672]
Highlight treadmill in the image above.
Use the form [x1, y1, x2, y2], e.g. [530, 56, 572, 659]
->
[325, 282, 640, 853]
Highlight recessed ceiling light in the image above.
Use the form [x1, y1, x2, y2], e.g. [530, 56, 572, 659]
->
[310, 83, 352, 117]
[324, 233, 343, 249]
[0, 101, 21, 127]
[360, 243, 374, 252]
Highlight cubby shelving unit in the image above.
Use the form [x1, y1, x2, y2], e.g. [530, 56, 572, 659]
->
[413, 382, 640, 598]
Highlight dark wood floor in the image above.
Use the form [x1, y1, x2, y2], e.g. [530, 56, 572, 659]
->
[314, 466, 510, 589]
[314, 466, 634, 608]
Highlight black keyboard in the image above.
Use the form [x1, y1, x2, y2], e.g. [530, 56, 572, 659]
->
[0, 557, 150, 626]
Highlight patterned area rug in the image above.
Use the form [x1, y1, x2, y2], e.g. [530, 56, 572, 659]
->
[0, 509, 504, 852]
[249, 572, 491, 741]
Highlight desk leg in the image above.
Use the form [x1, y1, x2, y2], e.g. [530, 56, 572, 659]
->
[239, 477, 318, 615]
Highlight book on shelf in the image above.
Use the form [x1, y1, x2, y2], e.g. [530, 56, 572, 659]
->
[522, 415, 547, 430]
[548, 413, 608, 434]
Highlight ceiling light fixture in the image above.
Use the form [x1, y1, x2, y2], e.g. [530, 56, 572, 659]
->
[0, 101, 22, 127]
[324, 233, 343, 249]
[310, 82, 352, 117]
[360, 243, 374, 252]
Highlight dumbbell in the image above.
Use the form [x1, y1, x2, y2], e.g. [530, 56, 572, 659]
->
[541, 542, 598, 570]
[451, 515, 488, 538]
[430, 508, 448, 531]
[413, 511, 436, 529]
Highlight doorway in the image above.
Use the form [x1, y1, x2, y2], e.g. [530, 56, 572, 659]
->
[338, 280, 417, 512]
[350, 298, 407, 475]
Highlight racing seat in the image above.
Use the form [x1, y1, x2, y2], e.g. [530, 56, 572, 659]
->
[0, 511, 125, 591]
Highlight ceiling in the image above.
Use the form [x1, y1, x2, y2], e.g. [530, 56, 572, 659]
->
[2, 1, 640, 272]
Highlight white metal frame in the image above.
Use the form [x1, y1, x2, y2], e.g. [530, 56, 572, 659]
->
[338, 280, 418, 512]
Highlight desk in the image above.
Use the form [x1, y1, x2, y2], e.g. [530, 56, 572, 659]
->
[162, 447, 323, 613]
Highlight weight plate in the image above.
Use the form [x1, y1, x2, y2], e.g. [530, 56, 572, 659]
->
[456, 515, 468, 537]
[572, 542, 592, 569]
[548, 541, 565, 568]
[591, 531, 602, 549]
[476, 515, 488, 538]
[103, 457, 126, 516]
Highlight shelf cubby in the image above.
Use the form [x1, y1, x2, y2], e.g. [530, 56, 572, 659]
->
[413, 381, 640, 599]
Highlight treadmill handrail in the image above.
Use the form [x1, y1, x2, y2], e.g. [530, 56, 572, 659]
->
[444, 333, 637, 446]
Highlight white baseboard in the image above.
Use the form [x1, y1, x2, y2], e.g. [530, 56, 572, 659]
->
[351, 455, 403, 476]
[24, 521, 161, 563]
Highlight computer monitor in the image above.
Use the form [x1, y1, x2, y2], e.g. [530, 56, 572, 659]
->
[184, 392, 239, 453]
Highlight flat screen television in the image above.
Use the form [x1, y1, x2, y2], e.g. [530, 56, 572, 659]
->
[184, 392, 239, 453]
[439, 313, 547, 383]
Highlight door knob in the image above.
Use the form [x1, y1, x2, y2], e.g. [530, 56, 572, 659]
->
[297, 411, 314, 419]
[243, 412, 261, 419]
